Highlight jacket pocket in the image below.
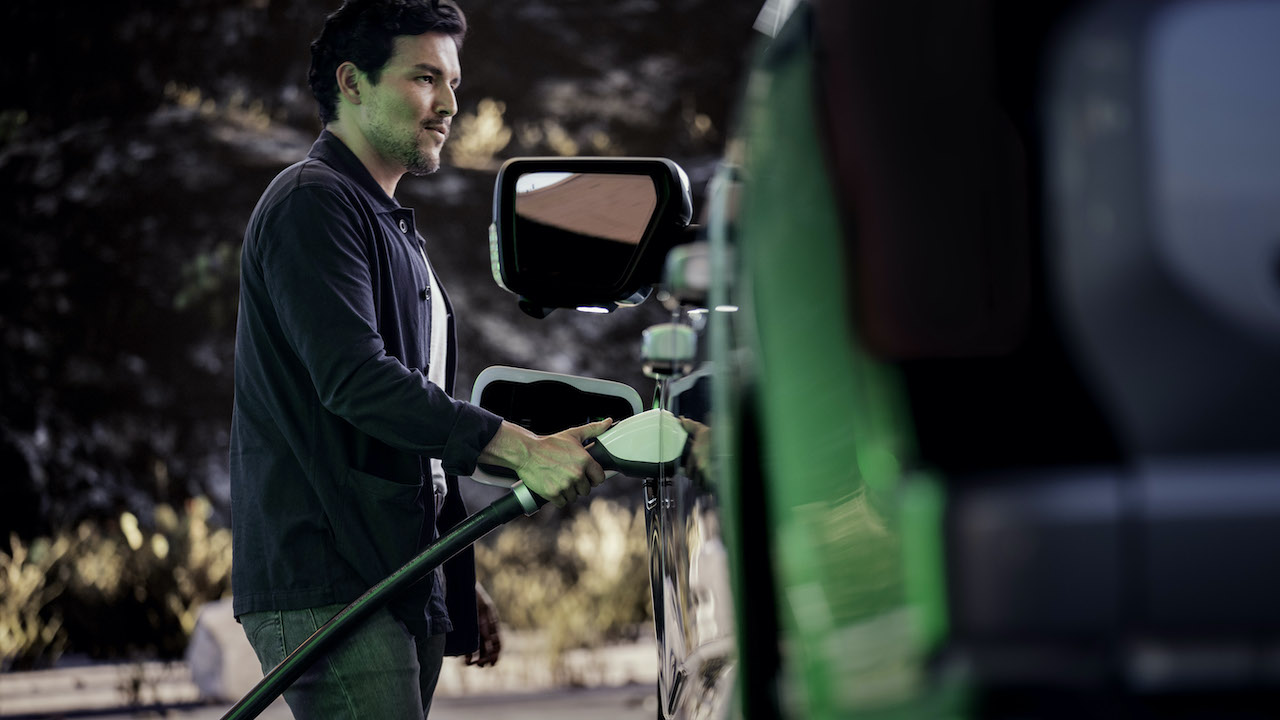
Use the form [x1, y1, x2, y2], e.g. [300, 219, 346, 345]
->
[331, 467, 426, 589]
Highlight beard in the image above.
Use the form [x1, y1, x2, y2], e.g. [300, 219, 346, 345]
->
[369, 117, 442, 176]
[403, 133, 441, 176]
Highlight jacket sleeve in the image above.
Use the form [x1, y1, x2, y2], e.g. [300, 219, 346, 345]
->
[254, 183, 501, 475]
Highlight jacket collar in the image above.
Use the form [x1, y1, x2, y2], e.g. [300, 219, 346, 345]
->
[308, 129, 401, 213]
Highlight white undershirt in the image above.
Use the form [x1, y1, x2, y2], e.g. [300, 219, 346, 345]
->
[418, 243, 449, 501]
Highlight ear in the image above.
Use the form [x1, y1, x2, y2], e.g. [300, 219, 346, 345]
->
[335, 62, 363, 107]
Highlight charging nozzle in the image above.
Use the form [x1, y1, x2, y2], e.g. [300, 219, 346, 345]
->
[586, 409, 689, 478]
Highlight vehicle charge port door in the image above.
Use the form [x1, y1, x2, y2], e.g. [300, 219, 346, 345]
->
[468, 366, 644, 488]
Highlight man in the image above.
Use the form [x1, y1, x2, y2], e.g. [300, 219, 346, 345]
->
[229, 1, 610, 716]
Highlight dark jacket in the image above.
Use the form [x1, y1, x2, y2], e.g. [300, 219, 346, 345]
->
[230, 130, 503, 654]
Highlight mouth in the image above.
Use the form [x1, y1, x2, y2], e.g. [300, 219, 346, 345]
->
[425, 124, 448, 140]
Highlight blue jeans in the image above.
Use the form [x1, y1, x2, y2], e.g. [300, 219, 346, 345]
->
[240, 602, 446, 719]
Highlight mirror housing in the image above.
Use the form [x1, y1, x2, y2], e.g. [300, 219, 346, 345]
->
[490, 157, 693, 315]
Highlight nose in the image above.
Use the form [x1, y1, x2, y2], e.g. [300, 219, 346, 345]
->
[436, 84, 457, 118]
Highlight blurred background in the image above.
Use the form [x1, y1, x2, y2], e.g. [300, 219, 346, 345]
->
[0, 0, 759, 688]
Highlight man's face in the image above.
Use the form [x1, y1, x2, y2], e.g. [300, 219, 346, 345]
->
[360, 32, 461, 176]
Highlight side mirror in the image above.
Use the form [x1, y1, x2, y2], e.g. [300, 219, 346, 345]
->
[489, 157, 693, 316]
[468, 366, 644, 487]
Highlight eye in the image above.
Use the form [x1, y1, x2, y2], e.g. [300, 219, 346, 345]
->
[417, 75, 434, 84]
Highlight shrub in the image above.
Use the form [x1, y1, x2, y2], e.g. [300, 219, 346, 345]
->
[0, 533, 71, 670]
[0, 497, 231, 669]
[475, 499, 652, 667]
[2, 495, 650, 674]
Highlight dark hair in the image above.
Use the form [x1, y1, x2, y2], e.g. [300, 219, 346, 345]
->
[309, 0, 467, 126]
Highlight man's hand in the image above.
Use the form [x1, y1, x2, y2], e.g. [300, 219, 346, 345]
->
[679, 416, 712, 480]
[478, 418, 613, 507]
[465, 582, 501, 667]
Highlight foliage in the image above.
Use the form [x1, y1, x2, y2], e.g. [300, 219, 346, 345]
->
[0, 106, 283, 537]
[476, 498, 652, 669]
[0, 498, 231, 670]
[446, 98, 513, 170]
[1, 494, 654, 672]
[0, 533, 71, 670]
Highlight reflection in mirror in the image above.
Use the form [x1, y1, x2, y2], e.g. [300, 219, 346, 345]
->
[515, 172, 657, 243]
[513, 172, 659, 290]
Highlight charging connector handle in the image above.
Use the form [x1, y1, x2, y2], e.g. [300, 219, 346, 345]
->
[512, 482, 547, 514]
[511, 442, 612, 514]
[583, 410, 688, 478]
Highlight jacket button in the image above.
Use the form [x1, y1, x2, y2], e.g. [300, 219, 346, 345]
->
[399, 218, 408, 233]
[421, 287, 430, 300]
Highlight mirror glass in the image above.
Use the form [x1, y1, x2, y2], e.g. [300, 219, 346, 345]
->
[513, 172, 659, 289]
